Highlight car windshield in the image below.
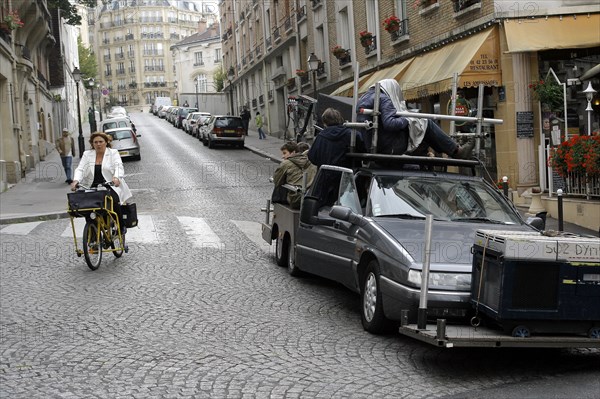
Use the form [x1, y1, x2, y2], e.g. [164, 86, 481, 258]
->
[215, 118, 242, 128]
[369, 176, 522, 224]
[108, 130, 132, 140]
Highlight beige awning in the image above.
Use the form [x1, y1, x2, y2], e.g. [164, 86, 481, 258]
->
[504, 14, 600, 53]
[329, 58, 414, 97]
[400, 27, 502, 100]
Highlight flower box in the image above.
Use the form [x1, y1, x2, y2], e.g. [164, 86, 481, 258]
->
[331, 45, 349, 59]
[359, 31, 374, 47]
[382, 15, 400, 32]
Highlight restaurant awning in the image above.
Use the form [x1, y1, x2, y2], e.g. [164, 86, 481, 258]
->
[330, 58, 414, 97]
[504, 14, 600, 53]
[400, 27, 501, 101]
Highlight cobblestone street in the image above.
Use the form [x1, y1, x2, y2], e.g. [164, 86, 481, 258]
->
[1, 113, 598, 398]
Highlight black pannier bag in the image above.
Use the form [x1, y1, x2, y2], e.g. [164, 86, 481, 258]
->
[67, 191, 108, 217]
[122, 203, 138, 227]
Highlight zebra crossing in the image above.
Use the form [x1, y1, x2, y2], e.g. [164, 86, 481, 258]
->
[0, 215, 273, 252]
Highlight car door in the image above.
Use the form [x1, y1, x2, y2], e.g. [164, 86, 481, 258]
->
[296, 167, 361, 289]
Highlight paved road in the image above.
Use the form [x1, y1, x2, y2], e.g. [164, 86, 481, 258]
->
[1, 113, 598, 398]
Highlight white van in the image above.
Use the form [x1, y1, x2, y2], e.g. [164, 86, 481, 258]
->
[99, 116, 134, 132]
[152, 97, 172, 115]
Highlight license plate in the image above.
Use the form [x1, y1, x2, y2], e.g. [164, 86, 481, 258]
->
[119, 151, 129, 156]
[224, 129, 235, 133]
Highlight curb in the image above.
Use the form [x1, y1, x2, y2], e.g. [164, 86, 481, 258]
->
[0, 211, 70, 225]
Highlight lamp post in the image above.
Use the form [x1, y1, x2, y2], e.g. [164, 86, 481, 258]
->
[195, 76, 199, 110]
[583, 82, 596, 135]
[227, 67, 235, 115]
[307, 53, 320, 100]
[96, 82, 102, 121]
[73, 67, 84, 158]
[88, 78, 97, 133]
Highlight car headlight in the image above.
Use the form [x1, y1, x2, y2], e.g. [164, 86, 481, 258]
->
[407, 270, 471, 291]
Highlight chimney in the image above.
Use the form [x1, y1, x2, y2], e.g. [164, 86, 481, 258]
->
[210, 23, 220, 37]
[197, 18, 207, 34]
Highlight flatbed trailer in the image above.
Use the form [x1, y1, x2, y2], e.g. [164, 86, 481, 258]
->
[398, 319, 600, 348]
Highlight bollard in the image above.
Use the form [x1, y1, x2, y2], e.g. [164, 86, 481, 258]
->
[418, 215, 433, 330]
[557, 189, 564, 232]
[502, 176, 509, 199]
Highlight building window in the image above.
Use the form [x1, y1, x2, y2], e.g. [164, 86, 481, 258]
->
[214, 48, 221, 63]
[194, 52, 204, 66]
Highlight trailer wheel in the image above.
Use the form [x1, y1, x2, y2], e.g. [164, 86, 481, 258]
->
[360, 260, 392, 334]
[275, 235, 288, 267]
[588, 327, 600, 339]
[512, 325, 530, 338]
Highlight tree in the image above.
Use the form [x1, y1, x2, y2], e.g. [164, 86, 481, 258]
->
[213, 67, 225, 92]
[77, 36, 97, 80]
[48, 0, 104, 26]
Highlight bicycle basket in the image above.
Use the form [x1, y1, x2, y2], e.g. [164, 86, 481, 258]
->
[67, 191, 108, 216]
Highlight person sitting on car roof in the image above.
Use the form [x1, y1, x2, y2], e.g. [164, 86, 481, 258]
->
[356, 79, 473, 159]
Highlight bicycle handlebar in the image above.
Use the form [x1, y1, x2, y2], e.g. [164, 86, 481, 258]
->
[74, 181, 115, 191]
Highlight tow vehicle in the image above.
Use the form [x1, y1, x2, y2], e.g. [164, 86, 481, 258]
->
[261, 81, 600, 348]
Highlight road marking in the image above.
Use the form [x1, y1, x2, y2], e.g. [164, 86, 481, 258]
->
[61, 215, 158, 242]
[176, 216, 222, 247]
[0, 221, 43, 235]
[231, 220, 272, 253]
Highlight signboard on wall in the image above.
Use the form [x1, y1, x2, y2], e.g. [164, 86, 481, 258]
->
[516, 111, 534, 138]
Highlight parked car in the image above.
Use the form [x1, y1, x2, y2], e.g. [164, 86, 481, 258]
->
[107, 106, 128, 119]
[192, 113, 212, 138]
[158, 105, 171, 119]
[175, 107, 198, 129]
[104, 127, 141, 161]
[167, 107, 179, 125]
[152, 96, 172, 115]
[183, 112, 210, 135]
[200, 115, 245, 148]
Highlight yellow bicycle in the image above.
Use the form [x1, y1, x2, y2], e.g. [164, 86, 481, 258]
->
[67, 182, 127, 270]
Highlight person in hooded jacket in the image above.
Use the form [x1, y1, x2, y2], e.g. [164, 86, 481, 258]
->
[356, 79, 473, 158]
[272, 142, 317, 209]
[308, 108, 365, 168]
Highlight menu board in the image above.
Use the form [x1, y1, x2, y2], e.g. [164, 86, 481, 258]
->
[516, 111, 534, 138]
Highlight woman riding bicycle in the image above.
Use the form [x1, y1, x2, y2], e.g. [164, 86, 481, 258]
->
[70, 132, 132, 232]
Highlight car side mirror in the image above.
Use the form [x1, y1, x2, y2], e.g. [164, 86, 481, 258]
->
[526, 216, 545, 231]
[300, 196, 334, 226]
[136, 134, 141, 137]
[330, 205, 363, 225]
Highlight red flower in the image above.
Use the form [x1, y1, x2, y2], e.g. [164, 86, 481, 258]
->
[549, 135, 600, 177]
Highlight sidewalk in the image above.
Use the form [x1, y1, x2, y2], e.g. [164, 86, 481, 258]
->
[1, 126, 598, 237]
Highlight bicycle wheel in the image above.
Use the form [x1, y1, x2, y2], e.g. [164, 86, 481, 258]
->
[109, 215, 124, 258]
[83, 220, 102, 270]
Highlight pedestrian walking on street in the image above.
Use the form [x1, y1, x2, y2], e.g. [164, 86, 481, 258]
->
[255, 112, 266, 139]
[56, 128, 76, 184]
[241, 107, 251, 135]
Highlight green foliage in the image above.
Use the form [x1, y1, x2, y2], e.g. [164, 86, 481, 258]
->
[213, 67, 225, 92]
[529, 79, 564, 111]
[77, 36, 97, 80]
[48, 0, 101, 26]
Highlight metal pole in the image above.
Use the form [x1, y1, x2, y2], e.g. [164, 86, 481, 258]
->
[229, 82, 234, 115]
[502, 176, 509, 198]
[89, 84, 96, 132]
[312, 70, 318, 100]
[418, 214, 433, 330]
[76, 81, 84, 158]
[195, 79, 199, 111]
[557, 189, 564, 231]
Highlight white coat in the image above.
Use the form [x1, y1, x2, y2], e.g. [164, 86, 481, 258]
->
[73, 148, 132, 203]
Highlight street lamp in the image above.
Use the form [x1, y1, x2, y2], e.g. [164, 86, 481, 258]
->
[88, 78, 97, 133]
[307, 53, 320, 100]
[73, 67, 84, 158]
[583, 82, 596, 135]
[227, 67, 235, 115]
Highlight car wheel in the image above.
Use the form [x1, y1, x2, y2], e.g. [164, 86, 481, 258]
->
[286, 239, 302, 276]
[361, 260, 392, 334]
[208, 138, 215, 149]
[202, 136, 208, 146]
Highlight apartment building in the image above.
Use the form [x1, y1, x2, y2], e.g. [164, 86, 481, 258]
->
[0, 0, 61, 186]
[221, 0, 599, 194]
[94, 0, 216, 109]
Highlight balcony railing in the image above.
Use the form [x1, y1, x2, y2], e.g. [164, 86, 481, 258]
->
[127, 51, 135, 58]
[129, 67, 136, 73]
[388, 18, 410, 42]
[453, 0, 481, 13]
[265, 36, 272, 49]
[363, 35, 377, 55]
[105, 71, 112, 77]
[193, 61, 205, 66]
[116, 69, 126, 75]
[284, 16, 292, 32]
[115, 53, 124, 59]
[252, 98, 257, 109]
[296, 5, 307, 22]
[273, 27, 280, 42]
[259, 94, 264, 104]
[125, 34, 134, 40]
[103, 55, 111, 61]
